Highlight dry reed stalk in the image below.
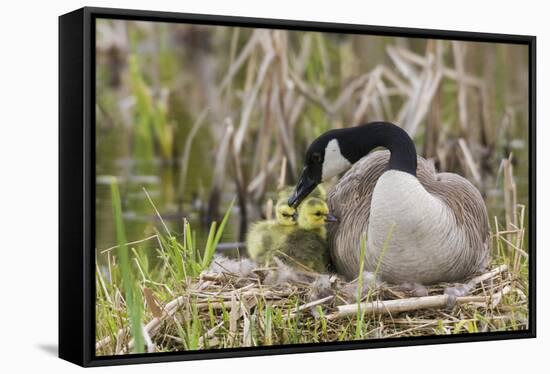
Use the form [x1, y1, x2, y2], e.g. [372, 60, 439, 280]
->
[379, 65, 412, 96]
[375, 79, 394, 120]
[386, 46, 419, 80]
[242, 313, 253, 347]
[234, 50, 276, 154]
[205, 121, 234, 225]
[352, 67, 381, 125]
[407, 65, 443, 137]
[289, 70, 334, 115]
[281, 34, 310, 112]
[503, 155, 518, 229]
[142, 325, 156, 353]
[228, 294, 239, 346]
[287, 95, 306, 128]
[230, 131, 249, 241]
[277, 157, 287, 190]
[212, 122, 234, 188]
[502, 154, 519, 261]
[330, 295, 450, 319]
[332, 73, 370, 112]
[424, 81, 441, 159]
[387, 45, 444, 137]
[458, 138, 482, 187]
[249, 73, 274, 199]
[96, 263, 113, 305]
[177, 109, 209, 197]
[513, 205, 526, 274]
[273, 82, 297, 179]
[452, 41, 469, 132]
[247, 152, 282, 195]
[219, 29, 262, 92]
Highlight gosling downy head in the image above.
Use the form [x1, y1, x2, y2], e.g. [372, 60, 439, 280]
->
[297, 197, 337, 230]
[275, 198, 297, 226]
[288, 122, 417, 207]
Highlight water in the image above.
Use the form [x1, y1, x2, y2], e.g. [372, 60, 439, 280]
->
[95, 125, 242, 262]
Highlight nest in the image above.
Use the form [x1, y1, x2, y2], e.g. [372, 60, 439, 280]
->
[96, 256, 528, 354]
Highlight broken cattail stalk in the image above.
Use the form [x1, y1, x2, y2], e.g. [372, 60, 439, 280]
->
[329, 295, 450, 319]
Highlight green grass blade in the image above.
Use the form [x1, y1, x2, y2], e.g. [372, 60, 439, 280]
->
[355, 234, 367, 339]
[110, 178, 144, 353]
[202, 199, 235, 270]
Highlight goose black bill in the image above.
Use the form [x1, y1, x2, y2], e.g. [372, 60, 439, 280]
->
[288, 167, 318, 208]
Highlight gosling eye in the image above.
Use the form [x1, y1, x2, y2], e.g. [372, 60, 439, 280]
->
[315, 211, 322, 217]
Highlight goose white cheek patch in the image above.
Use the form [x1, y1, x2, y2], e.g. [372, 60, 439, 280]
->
[322, 139, 352, 180]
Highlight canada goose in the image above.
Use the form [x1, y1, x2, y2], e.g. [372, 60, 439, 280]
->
[296, 197, 332, 240]
[247, 185, 328, 265]
[288, 121, 490, 285]
[247, 195, 298, 265]
[279, 198, 335, 273]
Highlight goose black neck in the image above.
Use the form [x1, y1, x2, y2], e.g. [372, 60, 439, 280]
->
[339, 122, 417, 175]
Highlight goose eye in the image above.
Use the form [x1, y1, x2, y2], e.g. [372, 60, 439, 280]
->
[315, 211, 322, 217]
[311, 152, 322, 163]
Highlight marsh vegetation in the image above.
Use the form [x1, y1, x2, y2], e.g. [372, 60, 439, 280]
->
[95, 20, 529, 355]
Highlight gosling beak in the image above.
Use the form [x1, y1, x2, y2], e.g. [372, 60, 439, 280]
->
[292, 212, 298, 222]
[325, 213, 338, 223]
[288, 167, 318, 208]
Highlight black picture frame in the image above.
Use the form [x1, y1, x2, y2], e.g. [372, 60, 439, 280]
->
[59, 6, 537, 367]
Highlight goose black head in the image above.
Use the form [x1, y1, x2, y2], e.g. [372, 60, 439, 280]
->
[288, 122, 418, 208]
[288, 131, 352, 208]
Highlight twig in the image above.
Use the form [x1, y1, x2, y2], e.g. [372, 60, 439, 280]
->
[468, 264, 508, 285]
[99, 234, 159, 254]
[143, 187, 171, 236]
[288, 295, 334, 318]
